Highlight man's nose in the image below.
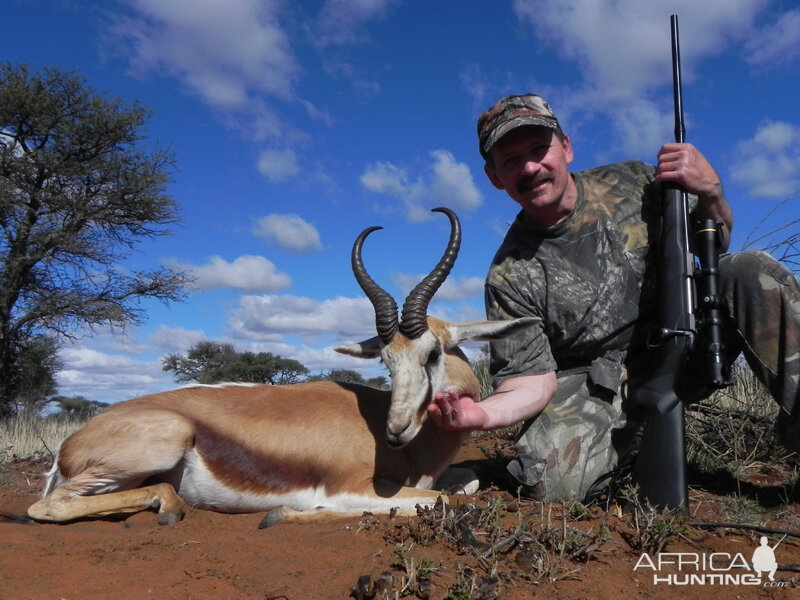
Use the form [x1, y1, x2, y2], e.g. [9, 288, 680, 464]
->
[522, 158, 540, 174]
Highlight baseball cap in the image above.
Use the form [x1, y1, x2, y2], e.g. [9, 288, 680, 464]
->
[477, 94, 560, 160]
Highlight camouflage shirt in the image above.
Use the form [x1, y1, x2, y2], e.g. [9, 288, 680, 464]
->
[486, 160, 671, 387]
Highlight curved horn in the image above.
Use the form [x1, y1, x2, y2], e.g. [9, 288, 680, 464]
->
[351, 225, 399, 344]
[399, 207, 461, 339]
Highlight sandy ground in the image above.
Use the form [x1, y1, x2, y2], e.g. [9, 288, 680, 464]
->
[2, 435, 800, 600]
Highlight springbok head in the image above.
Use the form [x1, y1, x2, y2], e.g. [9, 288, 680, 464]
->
[335, 208, 537, 447]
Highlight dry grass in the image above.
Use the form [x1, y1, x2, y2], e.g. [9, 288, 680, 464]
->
[0, 412, 87, 466]
[686, 361, 793, 477]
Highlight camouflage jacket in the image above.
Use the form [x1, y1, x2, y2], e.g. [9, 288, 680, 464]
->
[486, 160, 676, 389]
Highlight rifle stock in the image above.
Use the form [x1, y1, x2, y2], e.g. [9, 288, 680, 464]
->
[632, 182, 694, 510]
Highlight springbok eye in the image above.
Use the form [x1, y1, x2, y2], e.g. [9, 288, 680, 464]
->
[426, 347, 441, 367]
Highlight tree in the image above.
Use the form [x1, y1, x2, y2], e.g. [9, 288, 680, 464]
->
[50, 395, 108, 419]
[307, 368, 389, 389]
[7, 334, 62, 414]
[162, 341, 309, 385]
[0, 64, 191, 415]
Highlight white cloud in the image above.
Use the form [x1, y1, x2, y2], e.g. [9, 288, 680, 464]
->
[745, 9, 800, 67]
[117, 0, 297, 109]
[392, 274, 485, 303]
[178, 255, 292, 292]
[245, 340, 385, 374]
[513, 0, 764, 96]
[150, 325, 207, 354]
[510, 0, 769, 155]
[731, 120, 800, 198]
[605, 99, 673, 163]
[252, 214, 323, 253]
[312, 0, 396, 47]
[361, 161, 410, 195]
[56, 346, 172, 403]
[257, 148, 300, 182]
[228, 295, 376, 340]
[360, 150, 483, 221]
[430, 150, 482, 211]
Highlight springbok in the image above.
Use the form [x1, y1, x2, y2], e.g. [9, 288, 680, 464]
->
[27, 208, 537, 525]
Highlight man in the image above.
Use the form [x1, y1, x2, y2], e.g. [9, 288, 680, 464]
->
[428, 94, 800, 502]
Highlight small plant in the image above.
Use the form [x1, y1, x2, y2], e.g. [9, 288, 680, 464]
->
[564, 500, 592, 521]
[721, 493, 765, 526]
[446, 565, 477, 600]
[623, 490, 686, 554]
[390, 544, 440, 597]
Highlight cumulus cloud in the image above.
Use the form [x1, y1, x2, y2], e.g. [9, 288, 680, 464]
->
[244, 339, 385, 374]
[257, 149, 300, 182]
[731, 120, 800, 198]
[56, 346, 172, 403]
[228, 295, 376, 340]
[513, 0, 763, 95]
[252, 214, 323, 253]
[745, 9, 800, 67]
[150, 325, 207, 354]
[112, 0, 395, 160]
[176, 255, 292, 293]
[360, 150, 483, 221]
[312, 0, 396, 47]
[430, 150, 482, 210]
[116, 0, 296, 109]
[510, 0, 768, 155]
[392, 274, 485, 303]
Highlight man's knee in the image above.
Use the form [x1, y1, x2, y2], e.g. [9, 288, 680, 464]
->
[722, 251, 799, 291]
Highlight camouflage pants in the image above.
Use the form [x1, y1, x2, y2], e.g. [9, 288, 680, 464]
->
[718, 251, 800, 449]
[507, 251, 800, 502]
[506, 368, 636, 502]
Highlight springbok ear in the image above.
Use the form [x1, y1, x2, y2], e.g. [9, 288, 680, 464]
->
[446, 316, 540, 346]
[334, 336, 383, 359]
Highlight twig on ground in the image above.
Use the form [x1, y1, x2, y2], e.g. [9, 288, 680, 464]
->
[688, 521, 800, 539]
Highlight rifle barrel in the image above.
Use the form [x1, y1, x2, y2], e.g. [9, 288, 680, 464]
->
[671, 15, 685, 144]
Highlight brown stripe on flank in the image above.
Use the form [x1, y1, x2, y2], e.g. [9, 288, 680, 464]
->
[193, 421, 330, 492]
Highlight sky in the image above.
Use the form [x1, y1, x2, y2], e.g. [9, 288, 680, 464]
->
[2, 0, 799, 404]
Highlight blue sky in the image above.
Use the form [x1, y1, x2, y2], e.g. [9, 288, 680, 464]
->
[3, 0, 799, 404]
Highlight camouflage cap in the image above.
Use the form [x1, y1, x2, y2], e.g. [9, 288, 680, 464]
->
[477, 94, 560, 160]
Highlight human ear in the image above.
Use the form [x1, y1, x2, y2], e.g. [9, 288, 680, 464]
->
[561, 134, 574, 165]
[484, 163, 506, 190]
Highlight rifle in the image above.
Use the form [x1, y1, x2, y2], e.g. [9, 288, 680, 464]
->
[631, 15, 731, 511]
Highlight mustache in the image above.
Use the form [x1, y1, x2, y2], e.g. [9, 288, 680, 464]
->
[517, 175, 551, 194]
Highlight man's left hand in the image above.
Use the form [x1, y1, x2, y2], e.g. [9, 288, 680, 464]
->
[427, 389, 489, 430]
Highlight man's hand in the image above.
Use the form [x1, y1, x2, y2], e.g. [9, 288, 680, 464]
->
[427, 373, 556, 432]
[655, 142, 732, 250]
[656, 142, 721, 199]
[427, 389, 489, 430]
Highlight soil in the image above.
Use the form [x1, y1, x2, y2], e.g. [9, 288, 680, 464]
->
[2, 434, 800, 600]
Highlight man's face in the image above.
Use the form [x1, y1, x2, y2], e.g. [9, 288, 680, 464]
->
[484, 126, 576, 226]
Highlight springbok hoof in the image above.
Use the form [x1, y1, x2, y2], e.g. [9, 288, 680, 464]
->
[258, 507, 284, 529]
[157, 511, 182, 526]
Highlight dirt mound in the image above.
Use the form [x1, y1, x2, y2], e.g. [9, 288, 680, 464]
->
[1, 435, 799, 599]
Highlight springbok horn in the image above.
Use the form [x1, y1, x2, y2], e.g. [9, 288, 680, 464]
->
[399, 207, 461, 339]
[351, 225, 399, 344]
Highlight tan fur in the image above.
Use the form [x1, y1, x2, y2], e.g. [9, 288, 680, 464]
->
[29, 315, 535, 525]
[28, 380, 464, 525]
